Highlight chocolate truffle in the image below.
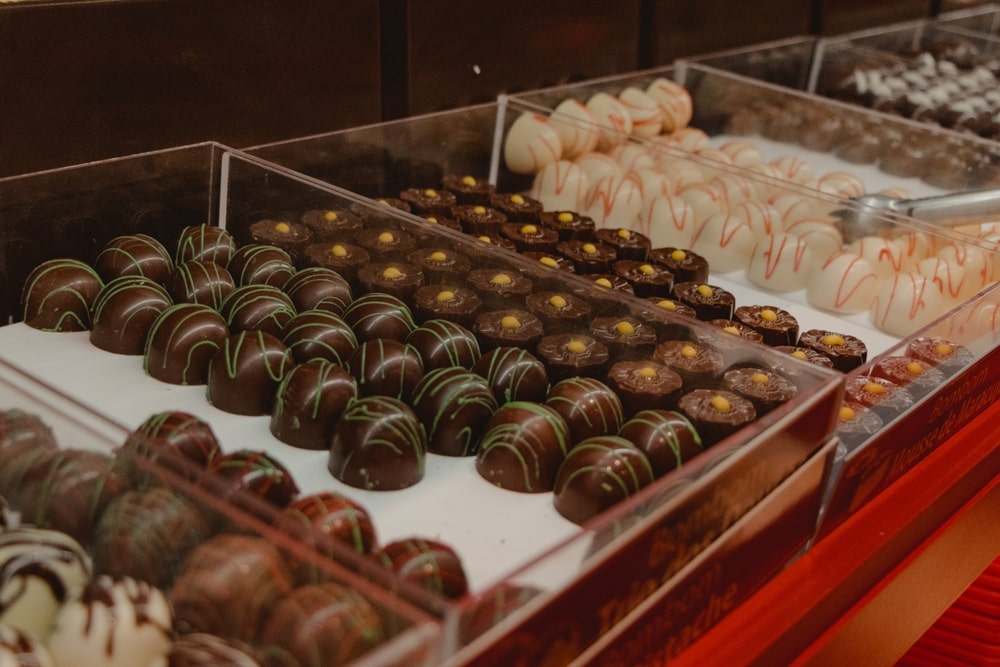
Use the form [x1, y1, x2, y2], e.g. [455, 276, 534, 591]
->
[412, 367, 498, 456]
[258, 583, 385, 666]
[525, 290, 591, 334]
[473, 309, 545, 353]
[357, 262, 425, 301]
[206, 330, 295, 416]
[22, 258, 103, 332]
[539, 210, 596, 241]
[671, 282, 736, 321]
[412, 285, 482, 327]
[283, 266, 353, 315]
[376, 538, 469, 599]
[271, 359, 358, 450]
[773, 345, 836, 376]
[536, 334, 611, 382]
[545, 377, 624, 444]
[500, 222, 560, 254]
[118, 411, 221, 480]
[906, 336, 975, 375]
[347, 338, 425, 402]
[471, 233, 518, 253]
[284, 491, 377, 557]
[584, 273, 635, 295]
[248, 219, 313, 261]
[169, 633, 262, 667]
[90, 487, 212, 588]
[618, 409, 702, 477]
[472, 347, 551, 403]
[845, 375, 915, 420]
[654, 340, 725, 389]
[211, 449, 300, 511]
[219, 284, 297, 337]
[328, 395, 427, 491]
[605, 361, 684, 417]
[89, 275, 174, 355]
[171, 534, 293, 642]
[723, 368, 798, 415]
[451, 204, 509, 236]
[595, 227, 651, 261]
[442, 174, 496, 205]
[400, 187, 458, 216]
[647, 248, 709, 284]
[836, 402, 884, 449]
[301, 242, 370, 290]
[733, 305, 799, 347]
[281, 309, 357, 365]
[557, 240, 617, 274]
[406, 247, 472, 284]
[300, 208, 362, 242]
[176, 225, 237, 266]
[705, 320, 765, 365]
[588, 315, 658, 360]
[94, 233, 173, 284]
[678, 389, 756, 446]
[354, 228, 418, 261]
[489, 192, 543, 222]
[168, 260, 235, 310]
[611, 260, 674, 297]
[798, 329, 868, 373]
[227, 244, 295, 287]
[144, 303, 230, 385]
[467, 268, 533, 307]
[552, 435, 654, 525]
[342, 292, 416, 343]
[523, 251, 577, 272]
[871, 355, 945, 398]
[476, 401, 571, 493]
[642, 297, 698, 334]
[406, 318, 482, 370]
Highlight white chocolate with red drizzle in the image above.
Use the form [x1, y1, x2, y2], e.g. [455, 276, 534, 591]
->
[582, 174, 643, 230]
[807, 252, 881, 314]
[670, 127, 712, 153]
[769, 155, 815, 187]
[0, 624, 54, 667]
[618, 86, 664, 139]
[936, 242, 996, 293]
[550, 99, 600, 159]
[641, 195, 696, 249]
[503, 113, 562, 175]
[730, 200, 779, 239]
[870, 273, 947, 337]
[848, 235, 917, 279]
[531, 160, 589, 212]
[656, 155, 705, 192]
[608, 142, 655, 174]
[816, 171, 866, 199]
[718, 140, 762, 167]
[678, 181, 727, 224]
[783, 218, 843, 262]
[585, 92, 633, 151]
[48, 575, 172, 667]
[691, 212, 755, 273]
[645, 77, 693, 132]
[632, 167, 673, 205]
[918, 257, 972, 303]
[574, 151, 623, 184]
[747, 233, 814, 292]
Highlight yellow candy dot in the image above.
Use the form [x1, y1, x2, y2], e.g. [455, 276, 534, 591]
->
[823, 334, 845, 347]
[615, 321, 636, 336]
[323, 211, 338, 222]
[582, 243, 598, 255]
[490, 273, 512, 286]
[751, 372, 770, 384]
[510, 194, 525, 205]
[839, 406, 856, 421]
[864, 381, 885, 395]
[656, 299, 677, 311]
[331, 244, 348, 258]
[382, 267, 403, 280]
[477, 235, 493, 243]
[595, 278, 613, 288]
[792, 350, 807, 360]
[436, 290, 455, 302]
[540, 256, 559, 268]
[617, 228, 632, 240]
[501, 315, 521, 329]
[274, 222, 292, 234]
[566, 340, 587, 354]
[557, 211, 574, 223]
[548, 295, 568, 309]
[760, 308, 778, 322]
[473, 205, 487, 215]
[461, 175, 477, 186]
[423, 188, 439, 198]
[639, 366, 658, 379]
[429, 251, 448, 262]
[520, 224, 538, 236]
[906, 361, 924, 375]
[425, 216, 439, 224]
[639, 264, 656, 275]
[377, 198, 391, 206]
[696, 284, 714, 297]
[723, 326, 740, 335]
[377, 231, 395, 244]
[681, 345, 698, 358]
[670, 249, 687, 261]
[934, 342, 954, 357]
[710, 395, 732, 412]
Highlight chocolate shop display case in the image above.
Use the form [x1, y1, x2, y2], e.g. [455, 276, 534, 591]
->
[0, 140, 843, 664]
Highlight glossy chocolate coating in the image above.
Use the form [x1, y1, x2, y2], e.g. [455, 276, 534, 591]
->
[91, 487, 211, 587]
[144, 302, 230, 385]
[206, 330, 294, 415]
[328, 395, 427, 491]
[281, 309, 357, 365]
[248, 219, 313, 261]
[472, 347, 550, 404]
[836, 402, 885, 449]
[489, 192, 543, 222]
[211, 448, 300, 509]
[845, 375, 915, 420]
[219, 284, 296, 337]
[175, 225, 237, 266]
[302, 242, 370, 290]
[442, 174, 496, 205]
[654, 340, 725, 389]
[354, 228, 418, 261]
[798, 329, 868, 373]
[169, 633, 262, 667]
[412, 285, 482, 327]
[451, 204, 508, 236]
[525, 291, 591, 334]
[258, 582, 385, 667]
[342, 292, 416, 343]
[871, 356, 945, 398]
[536, 334, 611, 383]
[466, 269, 533, 307]
[906, 336, 975, 375]
[22, 258, 103, 331]
[406, 319, 482, 371]
[500, 222, 560, 254]
[119, 411, 221, 479]
[584, 273, 635, 295]
[595, 228, 651, 261]
[171, 534, 293, 642]
[271, 359, 358, 450]
[618, 409, 702, 477]
[773, 345, 836, 377]
[377, 538, 469, 599]
[539, 210, 595, 241]
[347, 338, 424, 402]
[723, 368, 798, 415]
[473, 309, 545, 353]
[89, 275, 174, 355]
[647, 248, 709, 284]
[671, 282, 735, 321]
[284, 491, 377, 556]
[523, 251, 577, 273]
[556, 240, 617, 274]
[227, 244, 295, 287]
[400, 186, 458, 215]
[605, 361, 684, 417]
[476, 401, 570, 493]
[612, 260, 674, 297]
[300, 208, 362, 242]
[678, 389, 756, 446]
[588, 315, 657, 360]
[283, 267, 353, 316]
[733, 305, 799, 347]
[552, 435, 654, 525]
[545, 377, 624, 444]
[94, 233, 173, 284]
[167, 260, 235, 310]
[406, 247, 472, 284]
[413, 367, 499, 456]
[357, 262, 425, 302]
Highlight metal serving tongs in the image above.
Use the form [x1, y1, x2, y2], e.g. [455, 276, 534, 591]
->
[834, 187, 1000, 244]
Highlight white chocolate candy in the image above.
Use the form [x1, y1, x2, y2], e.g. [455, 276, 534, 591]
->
[690, 212, 755, 273]
[771, 191, 832, 227]
[670, 127, 712, 153]
[917, 257, 971, 303]
[0, 624, 55, 667]
[657, 157, 705, 193]
[746, 233, 814, 292]
[47, 576, 173, 667]
[645, 78, 693, 132]
[618, 86, 664, 139]
[632, 167, 673, 204]
[531, 160, 589, 212]
[769, 155, 814, 186]
[945, 299, 1000, 342]
[870, 273, 947, 337]
[585, 92, 633, 151]
[718, 140, 763, 168]
[692, 148, 734, 166]
[936, 242, 995, 292]
[710, 173, 755, 209]
[574, 151, 623, 184]
[785, 218, 843, 262]
[551, 99, 600, 159]
[731, 201, 781, 239]
[893, 231, 934, 265]
[807, 252, 881, 314]
[848, 235, 915, 279]
[678, 181, 727, 224]
[0, 526, 91, 640]
[582, 173, 643, 230]
[504, 113, 562, 174]
[608, 143, 655, 174]
[816, 171, 866, 199]
[641, 194, 696, 248]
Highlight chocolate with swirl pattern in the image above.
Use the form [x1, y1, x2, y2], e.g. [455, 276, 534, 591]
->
[169, 633, 262, 667]
[118, 411, 221, 481]
[94, 233, 173, 284]
[227, 244, 295, 288]
[545, 377, 624, 445]
[167, 260, 235, 310]
[283, 491, 377, 557]
[281, 309, 357, 366]
[175, 225, 237, 266]
[342, 292, 416, 343]
[376, 538, 468, 599]
[219, 284, 296, 337]
[144, 303, 230, 385]
[553, 435, 655, 524]
[282, 267, 353, 315]
[22, 258, 103, 331]
[406, 319, 482, 371]
[90, 275, 174, 355]
[472, 347, 550, 404]
[618, 409, 702, 477]
[347, 338, 424, 403]
[413, 367, 498, 456]
[476, 401, 570, 493]
[0, 623, 55, 666]
[206, 330, 294, 416]
[270, 359, 357, 450]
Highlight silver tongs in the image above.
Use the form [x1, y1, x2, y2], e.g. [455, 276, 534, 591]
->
[835, 187, 1000, 243]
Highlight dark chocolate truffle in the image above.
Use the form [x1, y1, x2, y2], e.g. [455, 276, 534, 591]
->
[347, 338, 425, 402]
[284, 491, 377, 557]
[473, 309, 545, 353]
[677, 389, 756, 446]
[406, 318, 482, 370]
[525, 291, 592, 334]
[618, 409, 702, 477]
[412, 285, 482, 327]
[118, 411, 221, 480]
[175, 225, 237, 266]
[798, 329, 868, 373]
[552, 435, 654, 525]
[722, 368, 798, 415]
[472, 347, 550, 404]
[206, 330, 295, 416]
[227, 244, 295, 288]
[357, 262, 425, 301]
[328, 395, 427, 491]
[588, 315, 657, 360]
[545, 377, 625, 444]
[376, 538, 469, 599]
[653, 340, 725, 389]
[476, 402, 570, 493]
[248, 219, 313, 261]
[94, 233, 173, 285]
[281, 309, 357, 365]
[219, 284, 297, 337]
[22, 258, 103, 332]
[270, 359, 358, 450]
[342, 292, 416, 343]
[733, 305, 800, 347]
[283, 267, 353, 316]
[647, 248, 709, 284]
[89, 275, 174, 355]
[168, 633, 261, 667]
[536, 334, 611, 382]
[605, 361, 684, 417]
[167, 260, 235, 310]
[539, 210, 595, 241]
[671, 282, 735, 321]
[211, 448, 300, 510]
[144, 302, 230, 385]
[594, 227, 651, 261]
[412, 367, 498, 456]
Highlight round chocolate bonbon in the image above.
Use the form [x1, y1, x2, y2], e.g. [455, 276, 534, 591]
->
[270, 359, 358, 450]
[281, 309, 357, 365]
[167, 260, 235, 310]
[218, 284, 296, 337]
[376, 537, 469, 599]
[342, 292, 416, 343]
[282, 266, 353, 315]
[22, 258, 103, 332]
[472, 347, 550, 404]
[175, 224, 237, 266]
[618, 409, 702, 477]
[118, 410, 221, 480]
[545, 377, 624, 444]
[476, 401, 570, 493]
[169, 633, 262, 667]
[347, 338, 424, 402]
[412, 367, 499, 456]
[284, 491, 377, 556]
[94, 233, 173, 284]
[89, 275, 174, 355]
[211, 448, 300, 509]
[405, 318, 482, 371]
[552, 435, 654, 525]
[605, 360, 683, 417]
[227, 243, 295, 287]
[144, 302, 230, 385]
[206, 330, 294, 416]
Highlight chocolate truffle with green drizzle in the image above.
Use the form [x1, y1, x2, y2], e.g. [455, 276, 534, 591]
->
[413, 367, 498, 456]
[476, 401, 571, 493]
[553, 435, 654, 524]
